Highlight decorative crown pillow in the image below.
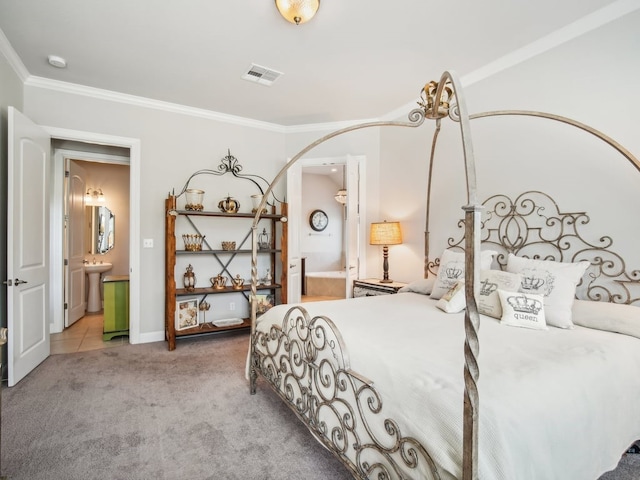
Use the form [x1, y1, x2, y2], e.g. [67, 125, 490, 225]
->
[498, 289, 548, 330]
[477, 270, 522, 319]
[506, 254, 590, 329]
[431, 249, 497, 300]
[436, 280, 466, 313]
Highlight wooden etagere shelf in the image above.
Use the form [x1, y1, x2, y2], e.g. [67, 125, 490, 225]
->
[164, 195, 288, 350]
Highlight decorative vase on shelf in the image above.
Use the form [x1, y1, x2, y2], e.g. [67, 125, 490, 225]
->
[251, 194, 268, 214]
[185, 189, 204, 211]
[218, 195, 240, 214]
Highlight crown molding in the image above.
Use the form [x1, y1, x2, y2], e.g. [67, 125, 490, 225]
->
[460, 0, 640, 87]
[283, 117, 383, 134]
[0, 28, 29, 82]
[381, 0, 640, 121]
[25, 74, 380, 135]
[24, 75, 288, 133]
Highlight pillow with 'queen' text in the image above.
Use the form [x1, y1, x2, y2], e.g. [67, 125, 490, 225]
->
[498, 289, 548, 330]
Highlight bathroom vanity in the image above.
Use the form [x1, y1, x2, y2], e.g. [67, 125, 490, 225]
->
[102, 275, 129, 340]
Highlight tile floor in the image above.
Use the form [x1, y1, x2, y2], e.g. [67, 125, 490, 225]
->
[50, 312, 129, 355]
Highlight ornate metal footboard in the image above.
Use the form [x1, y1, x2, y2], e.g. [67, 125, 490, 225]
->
[250, 305, 442, 480]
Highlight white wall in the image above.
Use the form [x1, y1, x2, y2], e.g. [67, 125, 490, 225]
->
[301, 172, 344, 272]
[380, 10, 640, 283]
[23, 87, 286, 339]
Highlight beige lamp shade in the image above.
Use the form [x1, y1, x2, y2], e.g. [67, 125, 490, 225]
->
[275, 0, 320, 25]
[370, 221, 402, 246]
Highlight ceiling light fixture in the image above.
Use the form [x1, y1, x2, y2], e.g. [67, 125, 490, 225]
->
[47, 55, 67, 69]
[275, 0, 320, 25]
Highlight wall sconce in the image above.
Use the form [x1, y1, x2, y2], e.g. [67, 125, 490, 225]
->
[370, 220, 402, 283]
[85, 188, 105, 205]
[275, 0, 320, 25]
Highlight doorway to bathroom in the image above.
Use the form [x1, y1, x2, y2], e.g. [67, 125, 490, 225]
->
[286, 155, 365, 304]
[54, 140, 131, 349]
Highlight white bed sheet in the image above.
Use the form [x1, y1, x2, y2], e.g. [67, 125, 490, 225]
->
[253, 292, 640, 480]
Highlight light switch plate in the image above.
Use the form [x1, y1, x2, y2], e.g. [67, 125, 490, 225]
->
[143, 238, 154, 248]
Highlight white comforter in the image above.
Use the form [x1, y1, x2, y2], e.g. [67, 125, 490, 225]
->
[253, 292, 640, 480]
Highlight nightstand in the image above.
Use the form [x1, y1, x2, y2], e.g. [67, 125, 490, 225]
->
[353, 278, 407, 297]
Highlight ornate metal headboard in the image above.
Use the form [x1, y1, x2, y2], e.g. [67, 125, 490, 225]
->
[445, 191, 640, 305]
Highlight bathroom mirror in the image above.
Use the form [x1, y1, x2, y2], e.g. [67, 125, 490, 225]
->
[87, 205, 115, 254]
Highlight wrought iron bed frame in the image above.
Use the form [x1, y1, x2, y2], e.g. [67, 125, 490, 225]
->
[246, 70, 640, 479]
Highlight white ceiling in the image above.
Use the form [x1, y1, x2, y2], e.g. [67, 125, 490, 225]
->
[0, 0, 624, 127]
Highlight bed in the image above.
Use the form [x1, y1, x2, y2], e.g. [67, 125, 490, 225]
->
[247, 71, 640, 479]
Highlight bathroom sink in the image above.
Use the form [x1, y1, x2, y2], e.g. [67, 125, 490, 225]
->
[85, 262, 113, 313]
[85, 262, 113, 274]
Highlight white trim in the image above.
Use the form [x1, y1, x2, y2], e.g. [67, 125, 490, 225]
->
[284, 118, 382, 134]
[381, 0, 640, 121]
[43, 126, 144, 345]
[56, 149, 130, 166]
[139, 331, 165, 344]
[50, 151, 66, 334]
[0, 28, 29, 82]
[460, 0, 640, 87]
[25, 76, 287, 134]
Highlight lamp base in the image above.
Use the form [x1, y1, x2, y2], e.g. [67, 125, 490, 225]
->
[379, 278, 393, 284]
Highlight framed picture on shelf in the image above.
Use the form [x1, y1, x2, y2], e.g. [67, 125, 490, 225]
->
[255, 294, 274, 317]
[176, 297, 199, 331]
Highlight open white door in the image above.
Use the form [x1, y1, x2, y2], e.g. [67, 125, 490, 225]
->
[286, 160, 302, 304]
[344, 155, 362, 298]
[7, 107, 51, 386]
[66, 160, 86, 326]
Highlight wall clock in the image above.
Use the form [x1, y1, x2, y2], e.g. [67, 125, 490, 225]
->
[309, 209, 328, 231]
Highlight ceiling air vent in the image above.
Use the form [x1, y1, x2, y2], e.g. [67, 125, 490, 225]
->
[241, 64, 283, 86]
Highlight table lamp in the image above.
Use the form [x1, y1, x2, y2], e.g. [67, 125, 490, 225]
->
[370, 221, 403, 283]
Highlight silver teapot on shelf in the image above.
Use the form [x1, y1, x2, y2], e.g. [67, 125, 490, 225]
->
[218, 195, 240, 214]
[210, 274, 228, 289]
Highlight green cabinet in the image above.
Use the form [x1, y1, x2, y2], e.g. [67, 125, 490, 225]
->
[102, 275, 130, 341]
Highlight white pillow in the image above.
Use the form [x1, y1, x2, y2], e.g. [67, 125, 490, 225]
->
[572, 300, 640, 339]
[436, 281, 466, 313]
[398, 277, 435, 295]
[498, 289, 548, 330]
[431, 249, 497, 300]
[477, 270, 522, 319]
[506, 254, 589, 329]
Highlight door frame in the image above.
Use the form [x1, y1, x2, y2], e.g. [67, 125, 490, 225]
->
[46, 126, 142, 344]
[290, 155, 366, 301]
[54, 149, 131, 332]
